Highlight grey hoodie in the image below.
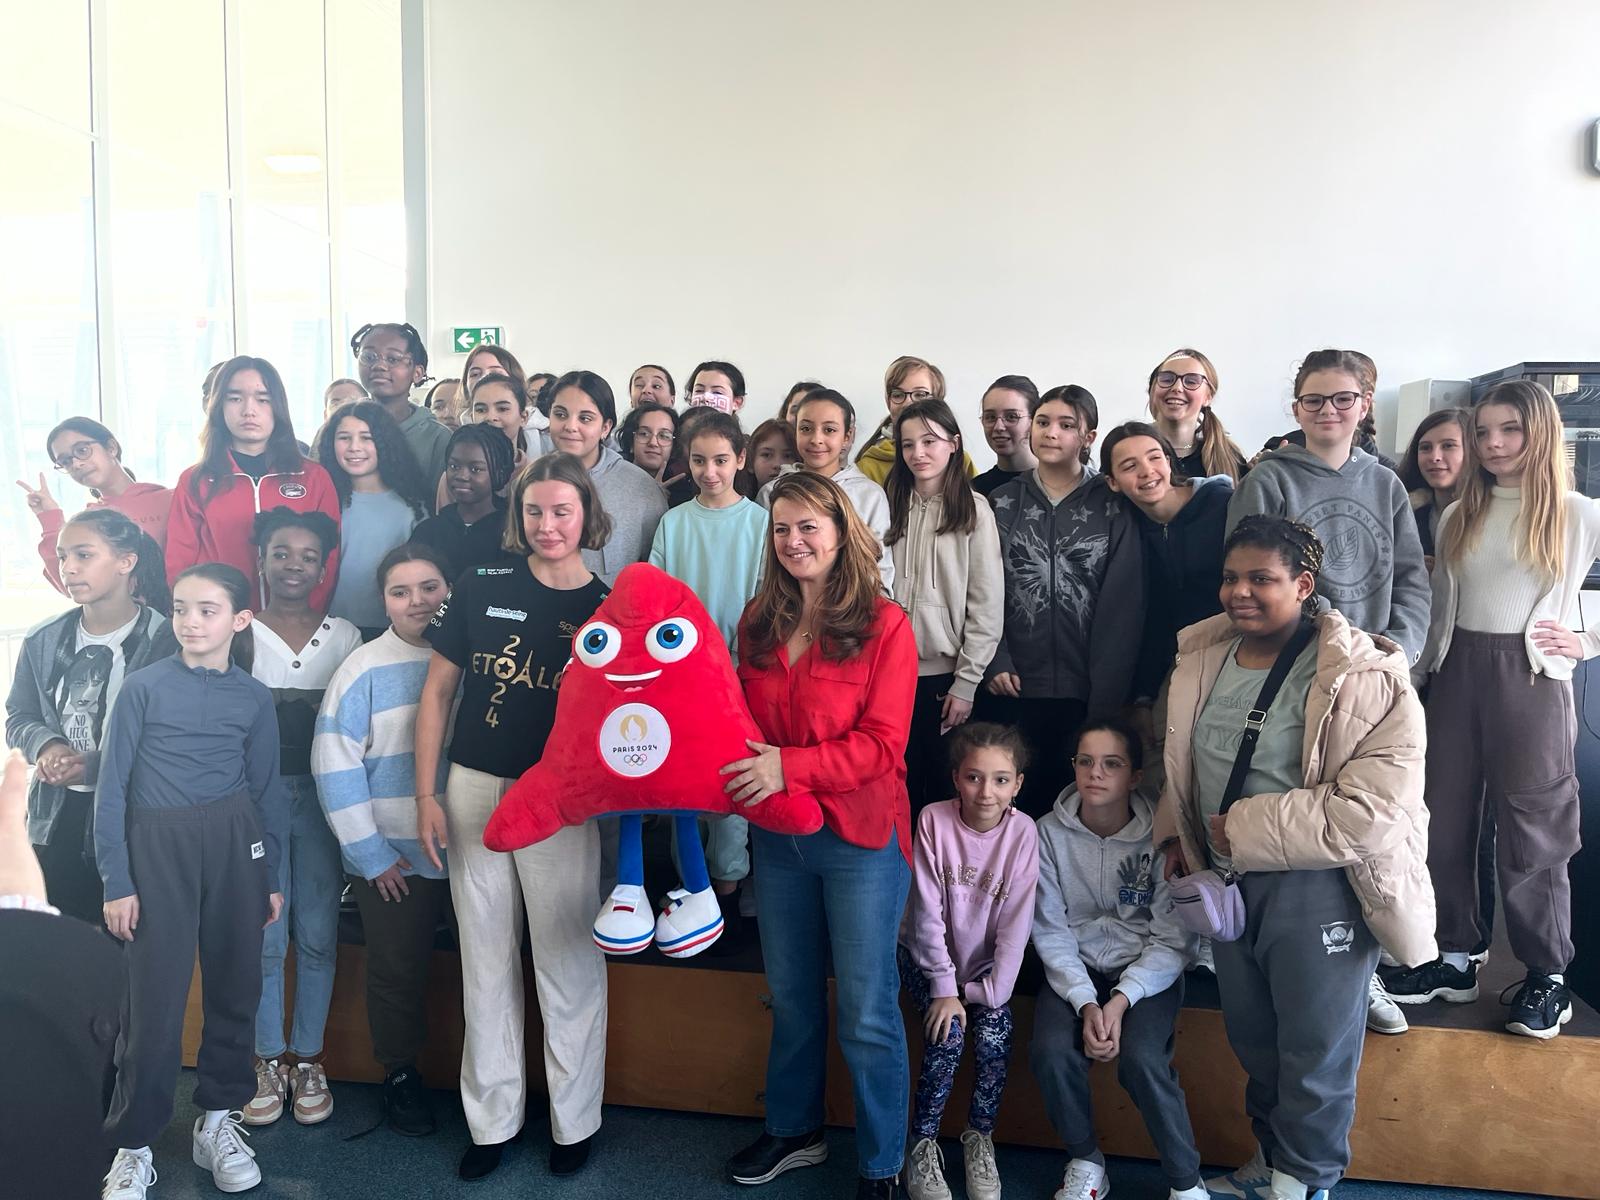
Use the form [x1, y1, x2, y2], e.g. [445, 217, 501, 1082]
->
[1033, 785, 1192, 1012]
[1225, 444, 1429, 663]
[586, 443, 668, 585]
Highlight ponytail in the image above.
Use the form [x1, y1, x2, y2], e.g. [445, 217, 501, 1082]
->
[58, 509, 171, 614]
[1197, 409, 1244, 483]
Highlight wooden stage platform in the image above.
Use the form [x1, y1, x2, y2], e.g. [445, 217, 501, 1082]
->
[184, 912, 1600, 1199]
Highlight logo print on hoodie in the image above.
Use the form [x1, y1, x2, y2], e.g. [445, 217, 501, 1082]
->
[1116, 850, 1154, 910]
[1299, 497, 1389, 604]
[278, 481, 307, 500]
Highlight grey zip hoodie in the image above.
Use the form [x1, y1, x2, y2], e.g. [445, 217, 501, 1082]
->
[1225, 444, 1429, 663]
[1033, 785, 1192, 1012]
[586, 444, 669, 585]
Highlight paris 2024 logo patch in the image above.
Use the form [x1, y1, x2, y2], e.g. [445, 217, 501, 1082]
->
[600, 702, 671, 778]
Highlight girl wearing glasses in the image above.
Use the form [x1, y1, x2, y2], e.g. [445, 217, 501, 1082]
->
[857, 356, 974, 486]
[21, 418, 173, 597]
[973, 376, 1038, 498]
[351, 323, 451, 484]
[617, 403, 684, 491]
[1226, 349, 1430, 665]
[1145, 349, 1247, 483]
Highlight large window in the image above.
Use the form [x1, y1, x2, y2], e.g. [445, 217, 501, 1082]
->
[0, 0, 414, 648]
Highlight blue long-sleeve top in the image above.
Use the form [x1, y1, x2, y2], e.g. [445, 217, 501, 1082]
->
[95, 654, 289, 901]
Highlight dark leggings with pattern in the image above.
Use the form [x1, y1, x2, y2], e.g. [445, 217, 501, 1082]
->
[897, 943, 1014, 1138]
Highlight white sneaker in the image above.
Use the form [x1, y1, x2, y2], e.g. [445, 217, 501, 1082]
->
[653, 886, 724, 958]
[1207, 1146, 1272, 1200]
[905, 1136, 951, 1200]
[1193, 938, 1215, 974]
[1366, 972, 1409, 1035]
[102, 1147, 156, 1200]
[960, 1128, 1001, 1200]
[1054, 1157, 1109, 1200]
[289, 1060, 334, 1124]
[1169, 1186, 1209, 1200]
[1266, 1168, 1328, 1200]
[592, 883, 655, 955]
[191, 1113, 261, 1193]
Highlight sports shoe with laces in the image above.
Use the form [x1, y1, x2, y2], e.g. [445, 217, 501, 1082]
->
[1206, 1146, 1272, 1200]
[289, 1060, 333, 1124]
[1378, 957, 1478, 1004]
[191, 1113, 261, 1193]
[1504, 972, 1573, 1039]
[1054, 1156, 1109, 1200]
[1365, 972, 1408, 1034]
[102, 1147, 156, 1200]
[241, 1057, 286, 1126]
[383, 1065, 435, 1136]
[905, 1136, 950, 1200]
[960, 1129, 1000, 1200]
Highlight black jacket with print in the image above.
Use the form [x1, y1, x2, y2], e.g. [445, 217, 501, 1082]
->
[986, 468, 1144, 711]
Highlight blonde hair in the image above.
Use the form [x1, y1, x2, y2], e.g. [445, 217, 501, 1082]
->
[1145, 347, 1244, 483]
[502, 452, 613, 556]
[1438, 380, 1568, 583]
[857, 355, 947, 463]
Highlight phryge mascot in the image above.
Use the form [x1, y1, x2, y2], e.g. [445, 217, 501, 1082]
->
[484, 563, 821, 956]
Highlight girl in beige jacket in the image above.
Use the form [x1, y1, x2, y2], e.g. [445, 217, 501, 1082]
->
[1157, 516, 1434, 1200]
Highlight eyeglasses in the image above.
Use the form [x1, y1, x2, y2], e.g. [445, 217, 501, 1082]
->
[52, 442, 98, 471]
[1295, 391, 1361, 412]
[357, 350, 414, 368]
[1071, 754, 1129, 772]
[1154, 371, 1208, 390]
[634, 429, 676, 444]
[979, 411, 1028, 426]
[890, 388, 934, 404]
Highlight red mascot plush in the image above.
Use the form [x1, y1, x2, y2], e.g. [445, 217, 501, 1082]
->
[484, 563, 820, 957]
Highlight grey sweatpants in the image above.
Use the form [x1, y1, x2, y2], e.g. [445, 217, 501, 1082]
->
[106, 795, 271, 1149]
[1029, 970, 1201, 1190]
[1424, 629, 1579, 973]
[1212, 867, 1377, 1192]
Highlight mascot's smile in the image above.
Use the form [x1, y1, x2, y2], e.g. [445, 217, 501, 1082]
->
[604, 669, 662, 691]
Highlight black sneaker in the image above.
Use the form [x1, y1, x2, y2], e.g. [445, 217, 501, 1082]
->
[1378, 957, 1478, 1004]
[855, 1174, 909, 1199]
[1504, 972, 1573, 1040]
[383, 1066, 435, 1137]
[727, 1129, 828, 1185]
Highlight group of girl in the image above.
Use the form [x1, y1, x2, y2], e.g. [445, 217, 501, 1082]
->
[7, 337, 1595, 1200]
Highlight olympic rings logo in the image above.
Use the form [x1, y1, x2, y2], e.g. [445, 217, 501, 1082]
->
[622, 751, 653, 766]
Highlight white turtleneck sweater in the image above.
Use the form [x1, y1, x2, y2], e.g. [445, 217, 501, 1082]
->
[1454, 486, 1546, 634]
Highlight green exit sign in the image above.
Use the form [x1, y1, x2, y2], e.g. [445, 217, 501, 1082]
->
[452, 326, 504, 353]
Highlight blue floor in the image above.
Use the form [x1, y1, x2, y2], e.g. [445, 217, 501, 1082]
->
[136, 1071, 1509, 1200]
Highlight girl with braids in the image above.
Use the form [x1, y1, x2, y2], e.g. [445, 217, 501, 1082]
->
[1157, 516, 1432, 1200]
[319, 400, 434, 638]
[20, 417, 173, 595]
[1144, 348, 1247, 483]
[5, 509, 175, 922]
[351, 321, 451, 482]
[167, 356, 342, 610]
[1382, 382, 1600, 1040]
[412, 423, 517, 578]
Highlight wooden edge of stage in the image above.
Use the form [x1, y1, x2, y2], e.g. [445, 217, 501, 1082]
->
[182, 950, 1600, 1199]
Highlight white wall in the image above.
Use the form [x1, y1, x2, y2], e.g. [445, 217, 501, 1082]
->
[426, 0, 1600, 465]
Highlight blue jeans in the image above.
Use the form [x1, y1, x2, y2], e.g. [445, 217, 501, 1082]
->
[256, 775, 344, 1058]
[753, 825, 911, 1180]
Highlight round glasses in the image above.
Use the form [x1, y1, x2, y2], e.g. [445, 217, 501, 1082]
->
[890, 388, 934, 404]
[1153, 371, 1208, 390]
[52, 442, 98, 471]
[1295, 392, 1361, 412]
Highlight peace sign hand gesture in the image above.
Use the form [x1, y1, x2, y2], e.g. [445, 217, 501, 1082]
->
[16, 473, 59, 515]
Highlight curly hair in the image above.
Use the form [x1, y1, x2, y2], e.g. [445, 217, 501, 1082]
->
[1224, 515, 1324, 616]
[617, 403, 680, 467]
[318, 400, 434, 518]
[251, 506, 341, 557]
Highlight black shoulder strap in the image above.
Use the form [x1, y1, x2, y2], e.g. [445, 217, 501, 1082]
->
[1220, 619, 1316, 815]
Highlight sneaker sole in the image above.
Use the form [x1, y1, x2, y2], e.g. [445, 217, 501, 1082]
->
[1365, 1018, 1408, 1035]
[656, 917, 725, 958]
[1506, 1004, 1573, 1040]
[192, 1150, 262, 1194]
[239, 1107, 282, 1127]
[293, 1104, 333, 1125]
[730, 1142, 828, 1185]
[1387, 984, 1478, 1005]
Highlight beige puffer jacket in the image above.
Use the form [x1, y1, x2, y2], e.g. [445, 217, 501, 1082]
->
[1156, 609, 1437, 967]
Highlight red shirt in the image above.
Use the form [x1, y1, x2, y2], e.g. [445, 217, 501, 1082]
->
[737, 597, 917, 861]
[166, 455, 341, 611]
[35, 482, 173, 595]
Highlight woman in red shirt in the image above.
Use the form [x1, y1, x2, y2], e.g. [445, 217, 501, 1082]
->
[722, 472, 917, 1200]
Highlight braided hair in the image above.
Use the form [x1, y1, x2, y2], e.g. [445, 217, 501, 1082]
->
[446, 422, 516, 495]
[1223, 515, 1324, 617]
[350, 322, 429, 373]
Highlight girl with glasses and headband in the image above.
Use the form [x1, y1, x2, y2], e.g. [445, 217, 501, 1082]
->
[20, 418, 173, 597]
[351, 323, 452, 485]
[1145, 349, 1246, 483]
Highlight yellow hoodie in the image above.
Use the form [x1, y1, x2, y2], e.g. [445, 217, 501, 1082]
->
[855, 432, 977, 486]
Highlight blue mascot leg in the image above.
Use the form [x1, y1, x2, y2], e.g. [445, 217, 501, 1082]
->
[617, 813, 644, 887]
[676, 813, 711, 894]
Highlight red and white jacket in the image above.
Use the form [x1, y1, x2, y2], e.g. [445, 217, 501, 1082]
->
[165, 455, 341, 610]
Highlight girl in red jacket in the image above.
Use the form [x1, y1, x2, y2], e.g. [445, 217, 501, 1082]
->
[166, 356, 340, 610]
[722, 471, 917, 1200]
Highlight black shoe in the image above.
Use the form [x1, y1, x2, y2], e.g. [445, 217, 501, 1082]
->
[1378, 957, 1478, 1004]
[459, 1134, 515, 1181]
[855, 1174, 908, 1199]
[382, 1066, 435, 1137]
[727, 1129, 828, 1185]
[1504, 972, 1573, 1039]
[550, 1134, 593, 1176]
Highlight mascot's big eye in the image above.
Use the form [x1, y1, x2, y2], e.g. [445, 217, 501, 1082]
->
[574, 620, 622, 668]
[645, 617, 699, 663]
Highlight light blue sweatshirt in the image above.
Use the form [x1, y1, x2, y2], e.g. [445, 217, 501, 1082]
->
[648, 496, 768, 653]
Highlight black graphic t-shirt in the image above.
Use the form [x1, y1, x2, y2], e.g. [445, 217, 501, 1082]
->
[426, 562, 609, 780]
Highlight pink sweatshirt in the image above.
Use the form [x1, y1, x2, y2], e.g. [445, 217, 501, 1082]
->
[34, 482, 174, 594]
[899, 798, 1039, 1008]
